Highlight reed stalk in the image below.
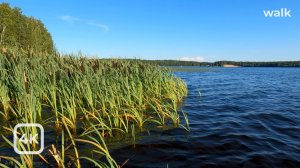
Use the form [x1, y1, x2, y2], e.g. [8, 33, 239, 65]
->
[0, 50, 188, 167]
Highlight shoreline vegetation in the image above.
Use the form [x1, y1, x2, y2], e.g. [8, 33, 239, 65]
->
[0, 48, 188, 167]
[0, 3, 54, 54]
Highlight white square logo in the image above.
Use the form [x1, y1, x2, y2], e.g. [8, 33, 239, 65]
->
[13, 123, 44, 155]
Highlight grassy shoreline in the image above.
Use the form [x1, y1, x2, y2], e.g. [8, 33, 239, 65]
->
[0, 48, 188, 167]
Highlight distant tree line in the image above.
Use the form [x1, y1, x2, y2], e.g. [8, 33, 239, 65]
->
[0, 3, 55, 54]
[213, 61, 300, 67]
[140, 60, 300, 67]
[143, 60, 212, 66]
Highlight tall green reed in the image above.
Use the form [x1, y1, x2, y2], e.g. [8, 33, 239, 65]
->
[0, 49, 188, 167]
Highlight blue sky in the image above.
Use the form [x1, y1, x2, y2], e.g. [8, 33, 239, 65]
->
[2, 0, 300, 62]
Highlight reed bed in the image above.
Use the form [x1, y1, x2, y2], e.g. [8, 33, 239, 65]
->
[0, 48, 188, 167]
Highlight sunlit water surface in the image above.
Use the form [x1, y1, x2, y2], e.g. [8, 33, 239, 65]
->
[112, 67, 300, 168]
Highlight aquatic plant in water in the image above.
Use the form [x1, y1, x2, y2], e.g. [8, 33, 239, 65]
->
[0, 48, 188, 167]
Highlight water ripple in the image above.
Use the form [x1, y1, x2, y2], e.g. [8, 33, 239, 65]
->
[112, 68, 300, 168]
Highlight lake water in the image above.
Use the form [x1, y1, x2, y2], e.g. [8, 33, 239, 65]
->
[112, 67, 300, 168]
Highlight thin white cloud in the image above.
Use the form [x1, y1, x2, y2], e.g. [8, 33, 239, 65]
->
[86, 21, 109, 32]
[179, 56, 205, 62]
[58, 15, 79, 23]
[58, 15, 109, 32]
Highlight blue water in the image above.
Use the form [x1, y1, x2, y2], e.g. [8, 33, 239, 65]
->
[112, 67, 300, 168]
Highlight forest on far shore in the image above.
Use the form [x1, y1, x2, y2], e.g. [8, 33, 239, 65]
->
[142, 60, 300, 67]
